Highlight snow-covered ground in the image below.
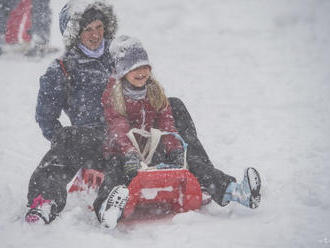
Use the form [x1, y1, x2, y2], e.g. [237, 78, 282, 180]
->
[1, 0, 330, 247]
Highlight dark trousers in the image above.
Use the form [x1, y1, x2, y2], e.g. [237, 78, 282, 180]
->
[27, 126, 108, 213]
[30, 0, 51, 44]
[168, 98, 236, 206]
[27, 98, 236, 217]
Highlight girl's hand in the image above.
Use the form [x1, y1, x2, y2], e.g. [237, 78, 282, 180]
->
[167, 149, 184, 167]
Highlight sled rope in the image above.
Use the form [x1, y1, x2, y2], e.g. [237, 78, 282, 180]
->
[126, 128, 188, 170]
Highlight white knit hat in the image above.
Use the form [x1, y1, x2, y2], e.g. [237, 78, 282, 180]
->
[109, 35, 151, 79]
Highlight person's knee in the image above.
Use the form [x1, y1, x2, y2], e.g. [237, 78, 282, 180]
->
[52, 126, 89, 149]
[168, 97, 190, 124]
[168, 97, 185, 112]
[53, 126, 76, 139]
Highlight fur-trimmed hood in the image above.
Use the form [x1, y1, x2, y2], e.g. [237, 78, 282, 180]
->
[59, 0, 118, 49]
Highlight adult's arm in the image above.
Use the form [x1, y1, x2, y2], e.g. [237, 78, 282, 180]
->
[35, 60, 67, 141]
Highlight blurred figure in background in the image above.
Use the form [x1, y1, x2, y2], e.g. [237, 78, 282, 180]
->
[0, 0, 52, 56]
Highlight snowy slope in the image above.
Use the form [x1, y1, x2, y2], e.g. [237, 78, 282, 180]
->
[1, 0, 330, 247]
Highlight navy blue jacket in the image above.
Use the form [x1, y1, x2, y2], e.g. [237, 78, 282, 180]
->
[35, 41, 113, 141]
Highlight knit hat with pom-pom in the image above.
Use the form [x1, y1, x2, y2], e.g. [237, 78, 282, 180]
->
[109, 35, 151, 79]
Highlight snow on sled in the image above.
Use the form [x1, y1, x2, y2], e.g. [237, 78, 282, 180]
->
[68, 128, 206, 222]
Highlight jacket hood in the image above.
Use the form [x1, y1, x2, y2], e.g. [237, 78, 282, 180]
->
[59, 0, 118, 49]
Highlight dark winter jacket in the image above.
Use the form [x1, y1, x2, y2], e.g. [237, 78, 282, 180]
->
[36, 0, 118, 141]
[102, 78, 182, 156]
[35, 41, 113, 141]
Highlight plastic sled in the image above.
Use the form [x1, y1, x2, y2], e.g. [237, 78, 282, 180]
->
[68, 167, 203, 220]
[68, 128, 206, 221]
[5, 0, 32, 44]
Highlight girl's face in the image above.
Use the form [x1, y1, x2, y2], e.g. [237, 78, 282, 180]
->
[79, 20, 104, 50]
[125, 65, 151, 88]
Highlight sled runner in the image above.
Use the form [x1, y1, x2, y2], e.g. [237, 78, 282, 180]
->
[68, 128, 204, 220]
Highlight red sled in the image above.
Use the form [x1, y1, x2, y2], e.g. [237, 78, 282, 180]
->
[5, 0, 32, 44]
[68, 168, 203, 220]
[124, 169, 202, 219]
[68, 129, 205, 221]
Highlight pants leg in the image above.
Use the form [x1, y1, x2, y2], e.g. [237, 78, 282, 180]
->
[168, 97, 236, 206]
[27, 126, 106, 214]
[27, 149, 80, 213]
[93, 154, 128, 221]
[30, 0, 51, 44]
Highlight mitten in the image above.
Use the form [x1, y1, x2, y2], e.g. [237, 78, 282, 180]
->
[167, 149, 184, 167]
[123, 152, 141, 181]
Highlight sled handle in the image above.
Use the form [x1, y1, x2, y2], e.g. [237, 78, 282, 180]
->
[126, 128, 188, 170]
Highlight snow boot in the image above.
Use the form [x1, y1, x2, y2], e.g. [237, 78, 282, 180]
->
[98, 185, 129, 229]
[223, 167, 261, 209]
[25, 195, 57, 224]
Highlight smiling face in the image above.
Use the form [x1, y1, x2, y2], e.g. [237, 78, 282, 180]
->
[124, 65, 151, 88]
[79, 20, 104, 50]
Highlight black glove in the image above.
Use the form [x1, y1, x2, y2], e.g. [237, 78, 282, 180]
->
[167, 149, 184, 167]
[123, 152, 141, 181]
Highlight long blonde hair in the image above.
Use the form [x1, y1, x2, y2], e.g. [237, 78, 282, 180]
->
[111, 75, 169, 116]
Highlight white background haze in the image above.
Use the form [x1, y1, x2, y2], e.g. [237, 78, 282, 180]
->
[0, 0, 330, 247]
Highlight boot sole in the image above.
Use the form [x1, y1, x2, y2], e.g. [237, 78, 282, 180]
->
[25, 209, 49, 224]
[100, 186, 129, 229]
[246, 167, 261, 209]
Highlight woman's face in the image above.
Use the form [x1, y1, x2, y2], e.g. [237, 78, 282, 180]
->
[125, 65, 151, 88]
[79, 20, 104, 50]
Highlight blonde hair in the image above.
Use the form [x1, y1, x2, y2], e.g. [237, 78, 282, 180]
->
[111, 75, 169, 116]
